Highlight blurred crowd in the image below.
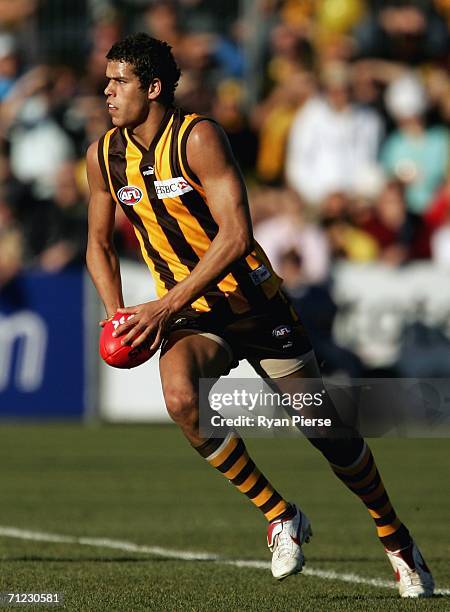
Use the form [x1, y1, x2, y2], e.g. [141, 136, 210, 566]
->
[0, 0, 448, 292]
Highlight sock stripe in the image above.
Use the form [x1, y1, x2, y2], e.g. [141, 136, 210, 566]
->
[337, 455, 374, 483]
[230, 459, 255, 486]
[215, 439, 245, 473]
[266, 499, 289, 522]
[380, 523, 411, 549]
[377, 518, 402, 538]
[194, 434, 289, 523]
[194, 436, 225, 459]
[368, 500, 393, 520]
[347, 465, 379, 491]
[374, 507, 397, 527]
[253, 485, 275, 508]
[353, 471, 381, 496]
[331, 443, 369, 475]
[366, 491, 390, 510]
[329, 443, 409, 549]
[223, 453, 249, 480]
[237, 467, 261, 494]
[246, 474, 269, 500]
[259, 492, 283, 515]
[358, 478, 384, 502]
[208, 437, 240, 469]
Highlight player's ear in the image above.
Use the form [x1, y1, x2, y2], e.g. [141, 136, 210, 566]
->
[148, 78, 162, 101]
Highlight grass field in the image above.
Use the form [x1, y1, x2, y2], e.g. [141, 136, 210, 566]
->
[0, 424, 448, 611]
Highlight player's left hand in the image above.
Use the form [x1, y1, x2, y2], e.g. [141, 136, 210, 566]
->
[113, 300, 172, 350]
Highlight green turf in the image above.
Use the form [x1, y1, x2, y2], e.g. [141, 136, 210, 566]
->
[0, 424, 448, 611]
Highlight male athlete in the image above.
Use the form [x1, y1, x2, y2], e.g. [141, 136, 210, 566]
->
[86, 33, 434, 597]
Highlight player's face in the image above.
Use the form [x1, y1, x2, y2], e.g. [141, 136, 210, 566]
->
[104, 61, 149, 128]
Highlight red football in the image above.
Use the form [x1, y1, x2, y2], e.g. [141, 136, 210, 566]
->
[99, 313, 156, 369]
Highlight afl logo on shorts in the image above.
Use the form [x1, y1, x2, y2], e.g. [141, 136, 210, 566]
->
[272, 325, 292, 338]
[117, 185, 143, 206]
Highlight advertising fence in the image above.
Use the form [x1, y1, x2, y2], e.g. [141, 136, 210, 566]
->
[0, 269, 92, 419]
[1, 261, 449, 421]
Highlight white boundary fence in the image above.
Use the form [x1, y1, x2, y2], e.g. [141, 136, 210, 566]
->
[100, 261, 450, 422]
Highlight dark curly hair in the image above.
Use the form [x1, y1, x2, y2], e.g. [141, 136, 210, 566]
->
[106, 33, 181, 105]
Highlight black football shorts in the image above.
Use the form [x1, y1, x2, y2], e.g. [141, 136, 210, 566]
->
[161, 290, 314, 378]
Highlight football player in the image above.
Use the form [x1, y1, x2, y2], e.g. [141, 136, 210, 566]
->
[86, 33, 433, 597]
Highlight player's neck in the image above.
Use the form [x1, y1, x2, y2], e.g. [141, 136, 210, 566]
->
[130, 103, 170, 149]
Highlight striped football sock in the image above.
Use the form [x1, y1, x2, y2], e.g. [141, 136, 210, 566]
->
[330, 442, 411, 550]
[194, 431, 291, 522]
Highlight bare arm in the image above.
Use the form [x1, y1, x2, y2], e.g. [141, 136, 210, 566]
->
[163, 120, 253, 312]
[86, 140, 124, 320]
[115, 120, 253, 348]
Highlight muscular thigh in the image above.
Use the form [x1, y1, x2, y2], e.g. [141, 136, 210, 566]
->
[262, 358, 357, 440]
[159, 331, 232, 398]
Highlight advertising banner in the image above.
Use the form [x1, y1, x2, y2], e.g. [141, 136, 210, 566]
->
[0, 270, 87, 419]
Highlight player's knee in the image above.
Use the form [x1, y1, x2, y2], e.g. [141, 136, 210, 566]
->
[164, 386, 199, 426]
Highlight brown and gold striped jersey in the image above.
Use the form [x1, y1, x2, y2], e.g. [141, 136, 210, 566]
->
[98, 107, 281, 314]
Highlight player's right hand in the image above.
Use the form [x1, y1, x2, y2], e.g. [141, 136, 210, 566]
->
[99, 315, 115, 328]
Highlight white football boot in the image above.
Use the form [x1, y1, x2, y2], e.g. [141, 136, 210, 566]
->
[385, 540, 434, 598]
[267, 504, 312, 580]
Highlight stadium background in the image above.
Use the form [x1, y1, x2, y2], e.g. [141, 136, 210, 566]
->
[0, 1, 449, 610]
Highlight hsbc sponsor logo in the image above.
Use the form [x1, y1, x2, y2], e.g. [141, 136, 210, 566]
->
[117, 185, 143, 206]
[272, 325, 292, 338]
[154, 177, 193, 199]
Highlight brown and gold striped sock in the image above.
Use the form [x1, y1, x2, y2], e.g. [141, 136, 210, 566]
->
[194, 431, 291, 522]
[330, 442, 411, 551]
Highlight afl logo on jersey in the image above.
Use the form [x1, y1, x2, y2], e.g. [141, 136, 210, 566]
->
[117, 185, 143, 206]
[272, 325, 292, 338]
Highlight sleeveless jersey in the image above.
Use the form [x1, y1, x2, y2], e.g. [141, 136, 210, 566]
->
[98, 107, 281, 314]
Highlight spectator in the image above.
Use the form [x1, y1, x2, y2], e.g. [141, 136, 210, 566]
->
[356, 179, 419, 265]
[423, 67, 450, 127]
[425, 177, 450, 231]
[286, 61, 383, 205]
[1, 66, 74, 198]
[316, 0, 366, 35]
[84, 16, 122, 96]
[0, 0, 447, 282]
[0, 0, 38, 66]
[0, 190, 24, 286]
[175, 32, 216, 113]
[254, 189, 330, 285]
[0, 33, 19, 101]
[354, 1, 448, 63]
[142, 1, 182, 48]
[211, 81, 257, 175]
[254, 69, 315, 184]
[37, 162, 88, 272]
[321, 191, 379, 262]
[381, 72, 449, 214]
[323, 217, 379, 263]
